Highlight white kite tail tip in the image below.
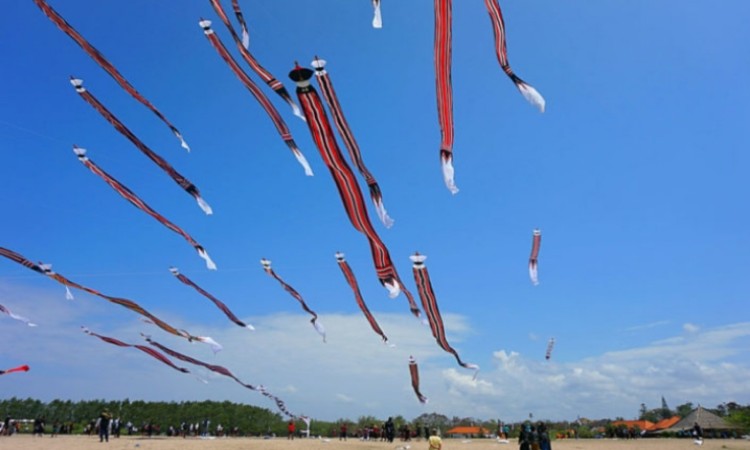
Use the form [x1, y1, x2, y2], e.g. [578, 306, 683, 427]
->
[291, 103, 307, 122]
[198, 248, 217, 270]
[313, 320, 327, 342]
[441, 156, 459, 195]
[199, 336, 223, 354]
[241, 30, 250, 49]
[294, 152, 314, 176]
[64, 285, 75, 301]
[384, 281, 400, 298]
[176, 134, 191, 152]
[197, 197, 213, 215]
[245, 324, 256, 331]
[372, 5, 383, 28]
[516, 82, 545, 113]
[374, 199, 395, 228]
[529, 263, 539, 286]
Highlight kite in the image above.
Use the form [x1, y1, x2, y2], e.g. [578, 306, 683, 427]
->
[434, 0, 458, 194]
[311, 58, 394, 228]
[169, 267, 254, 330]
[335, 252, 391, 345]
[0, 246, 221, 352]
[0, 303, 37, 327]
[69, 78, 212, 215]
[260, 258, 325, 342]
[409, 356, 428, 404]
[545, 337, 555, 360]
[410, 253, 479, 374]
[82, 327, 190, 374]
[528, 228, 541, 286]
[73, 146, 217, 271]
[198, 20, 313, 176]
[144, 336, 301, 419]
[372, 1, 383, 28]
[483, 0, 545, 112]
[0, 365, 30, 376]
[32, 0, 190, 151]
[209, 0, 305, 121]
[289, 64, 422, 319]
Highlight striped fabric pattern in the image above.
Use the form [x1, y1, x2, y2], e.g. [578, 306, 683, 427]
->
[73, 147, 216, 271]
[434, 0, 458, 194]
[199, 20, 313, 176]
[69, 78, 211, 215]
[82, 328, 190, 374]
[411, 253, 479, 373]
[32, 0, 190, 151]
[335, 252, 390, 344]
[409, 356, 429, 404]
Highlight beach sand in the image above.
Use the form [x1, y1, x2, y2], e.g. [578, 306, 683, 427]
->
[1, 436, 749, 450]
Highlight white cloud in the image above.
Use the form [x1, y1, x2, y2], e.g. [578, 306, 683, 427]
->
[683, 322, 700, 333]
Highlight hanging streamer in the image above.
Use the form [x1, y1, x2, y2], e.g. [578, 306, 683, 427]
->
[434, 0, 458, 194]
[312, 58, 394, 228]
[73, 146, 216, 271]
[528, 228, 541, 286]
[69, 78, 211, 215]
[483, 0, 545, 112]
[410, 253, 479, 374]
[0, 365, 30, 376]
[198, 20, 312, 176]
[335, 252, 391, 345]
[545, 337, 555, 360]
[32, 0, 190, 151]
[260, 258, 326, 342]
[82, 327, 190, 374]
[289, 64, 421, 319]
[0, 303, 37, 327]
[0, 246, 220, 352]
[409, 356, 428, 404]
[372, 0, 383, 28]
[170, 267, 254, 330]
[209, 0, 304, 121]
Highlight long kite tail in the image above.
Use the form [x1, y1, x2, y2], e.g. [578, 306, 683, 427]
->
[372, 0, 383, 28]
[335, 252, 391, 345]
[311, 58, 394, 228]
[169, 267, 254, 330]
[82, 327, 190, 374]
[260, 258, 326, 342]
[32, 0, 190, 151]
[290, 65, 410, 304]
[435, 0, 458, 194]
[410, 253, 479, 374]
[528, 228, 541, 286]
[483, 0, 545, 112]
[0, 364, 30, 376]
[73, 146, 216, 271]
[210, 0, 305, 121]
[198, 20, 312, 176]
[409, 356, 429, 404]
[0, 303, 37, 327]
[70, 78, 211, 215]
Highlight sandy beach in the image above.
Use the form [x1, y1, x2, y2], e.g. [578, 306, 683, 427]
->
[1, 436, 749, 450]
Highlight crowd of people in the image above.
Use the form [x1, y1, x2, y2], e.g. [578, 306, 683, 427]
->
[518, 422, 552, 450]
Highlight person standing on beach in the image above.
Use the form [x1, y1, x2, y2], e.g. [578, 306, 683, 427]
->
[98, 409, 112, 443]
[287, 420, 295, 440]
[428, 428, 442, 450]
[518, 424, 531, 450]
[340, 422, 347, 441]
[538, 423, 551, 450]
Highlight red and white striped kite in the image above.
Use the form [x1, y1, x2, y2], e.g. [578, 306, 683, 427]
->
[32, 0, 190, 151]
[199, 20, 313, 176]
[434, 0, 458, 194]
[335, 252, 391, 345]
[410, 253, 479, 374]
[260, 258, 326, 342]
[483, 0, 545, 112]
[170, 267, 254, 330]
[209, 0, 305, 121]
[289, 64, 422, 320]
[73, 146, 216, 270]
[0, 365, 30, 376]
[82, 327, 190, 374]
[409, 356, 428, 404]
[528, 228, 541, 286]
[0, 303, 37, 327]
[70, 78, 211, 215]
[312, 58, 394, 228]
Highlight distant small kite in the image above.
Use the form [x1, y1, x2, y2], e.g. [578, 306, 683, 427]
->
[335, 252, 391, 345]
[411, 253, 479, 374]
[70, 78, 211, 215]
[83, 327, 190, 374]
[528, 228, 541, 286]
[372, 0, 383, 28]
[32, 0, 190, 150]
[0, 365, 30, 376]
[545, 337, 555, 360]
[260, 258, 326, 342]
[199, 20, 313, 176]
[0, 303, 37, 327]
[170, 267, 254, 330]
[74, 146, 216, 270]
[409, 356, 428, 404]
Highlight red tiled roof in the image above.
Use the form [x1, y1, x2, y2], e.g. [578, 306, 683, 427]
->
[611, 420, 655, 430]
[446, 426, 490, 435]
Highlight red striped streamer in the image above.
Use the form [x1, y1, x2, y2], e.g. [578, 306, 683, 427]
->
[528, 228, 541, 286]
[0, 365, 30, 376]
[434, 0, 458, 194]
[409, 356, 429, 404]
[82, 327, 190, 374]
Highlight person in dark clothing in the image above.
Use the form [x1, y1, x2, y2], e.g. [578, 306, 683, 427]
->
[518, 424, 531, 450]
[692, 422, 703, 440]
[538, 422, 551, 450]
[385, 417, 395, 443]
[98, 410, 112, 443]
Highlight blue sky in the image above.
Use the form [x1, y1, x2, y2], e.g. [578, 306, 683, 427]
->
[1, 0, 749, 423]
